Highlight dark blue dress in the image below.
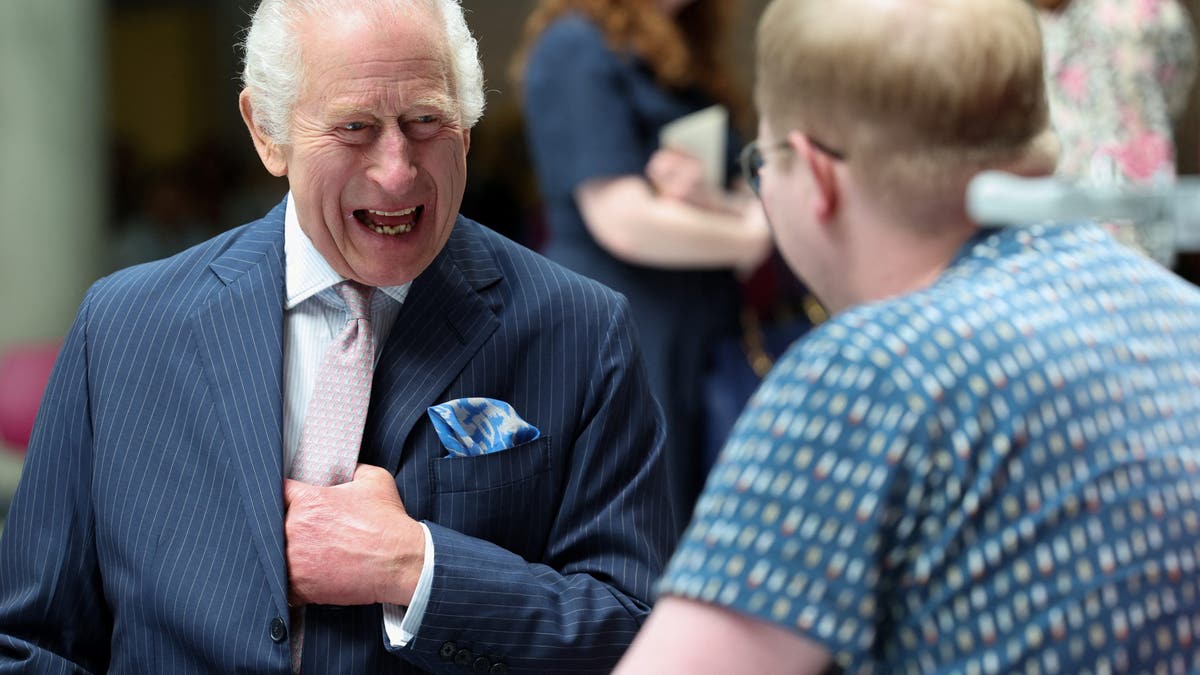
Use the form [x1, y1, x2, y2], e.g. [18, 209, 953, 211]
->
[522, 14, 742, 526]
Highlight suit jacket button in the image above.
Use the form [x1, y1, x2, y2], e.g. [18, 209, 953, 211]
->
[454, 648, 474, 667]
[489, 663, 508, 675]
[439, 641, 457, 661]
[269, 617, 287, 643]
[472, 655, 491, 672]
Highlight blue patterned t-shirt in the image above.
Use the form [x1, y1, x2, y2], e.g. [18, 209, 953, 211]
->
[659, 223, 1200, 673]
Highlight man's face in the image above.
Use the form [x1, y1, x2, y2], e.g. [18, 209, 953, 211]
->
[252, 7, 469, 287]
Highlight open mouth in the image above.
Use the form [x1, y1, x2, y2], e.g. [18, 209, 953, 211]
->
[353, 206, 423, 235]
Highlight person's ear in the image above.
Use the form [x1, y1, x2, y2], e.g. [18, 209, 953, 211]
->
[239, 89, 288, 177]
[790, 130, 839, 221]
[462, 127, 471, 155]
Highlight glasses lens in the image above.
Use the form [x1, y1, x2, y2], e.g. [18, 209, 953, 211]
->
[740, 142, 764, 194]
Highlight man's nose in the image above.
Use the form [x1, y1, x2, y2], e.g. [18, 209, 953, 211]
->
[366, 126, 418, 192]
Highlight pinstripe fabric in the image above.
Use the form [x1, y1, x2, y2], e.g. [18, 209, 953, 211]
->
[0, 199, 676, 673]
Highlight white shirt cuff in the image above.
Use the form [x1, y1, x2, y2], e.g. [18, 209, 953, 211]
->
[382, 522, 435, 648]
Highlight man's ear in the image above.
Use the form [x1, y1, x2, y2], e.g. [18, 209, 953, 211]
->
[790, 130, 839, 222]
[462, 127, 471, 155]
[239, 89, 288, 177]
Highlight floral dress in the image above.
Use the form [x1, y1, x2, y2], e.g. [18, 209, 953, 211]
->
[1040, 0, 1197, 266]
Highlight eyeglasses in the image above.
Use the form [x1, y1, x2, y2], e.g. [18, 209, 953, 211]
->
[739, 134, 847, 195]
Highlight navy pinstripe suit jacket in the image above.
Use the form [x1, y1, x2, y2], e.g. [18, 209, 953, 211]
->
[0, 201, 676, 673]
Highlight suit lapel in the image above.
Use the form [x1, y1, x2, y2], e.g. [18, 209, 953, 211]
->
[188, 204, 289, 615]
[365, 218, 502, 478]
[182, 212, 500, 611]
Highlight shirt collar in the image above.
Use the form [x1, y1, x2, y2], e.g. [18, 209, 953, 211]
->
[283, 193, 412, 310]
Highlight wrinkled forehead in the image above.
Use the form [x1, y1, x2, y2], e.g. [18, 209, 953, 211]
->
[295, 2, 450, 68]
[293, 2, 454, 96]
[300, 1, 443, 43]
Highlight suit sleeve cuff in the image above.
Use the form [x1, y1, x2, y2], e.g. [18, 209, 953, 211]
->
[382, 521, 435, 648]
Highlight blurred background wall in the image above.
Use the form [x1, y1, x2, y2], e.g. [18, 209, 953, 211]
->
[0, 0, 1197, 468]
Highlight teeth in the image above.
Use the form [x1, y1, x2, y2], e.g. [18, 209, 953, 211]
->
[369, 207, 416, 217]
[372, 224, 413, 235]
[357, 206, 418, 235]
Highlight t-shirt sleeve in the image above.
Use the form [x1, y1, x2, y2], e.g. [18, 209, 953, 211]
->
[521, 17, 648, 197]
[656, 332, 921, 669]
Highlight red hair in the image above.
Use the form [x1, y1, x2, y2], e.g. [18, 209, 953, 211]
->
[512, 0, 744, 115]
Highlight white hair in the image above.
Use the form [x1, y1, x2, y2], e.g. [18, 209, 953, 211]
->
[240, 0, 486, 144]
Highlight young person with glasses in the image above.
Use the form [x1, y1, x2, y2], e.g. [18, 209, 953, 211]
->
[618, 0, 1200, 672]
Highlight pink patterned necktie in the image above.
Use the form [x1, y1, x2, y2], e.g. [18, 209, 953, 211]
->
[289, 280, 375, 673]
[292, 280, 376, 486]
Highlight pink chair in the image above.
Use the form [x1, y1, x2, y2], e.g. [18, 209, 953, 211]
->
[0, 342, 61, 454]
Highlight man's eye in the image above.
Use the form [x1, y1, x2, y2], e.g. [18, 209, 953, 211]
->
[342, 121, 367, 132]
[405, 115, 445, 139]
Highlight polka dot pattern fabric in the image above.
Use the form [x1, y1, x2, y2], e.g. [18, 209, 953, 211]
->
[660, 223, 1200, 674]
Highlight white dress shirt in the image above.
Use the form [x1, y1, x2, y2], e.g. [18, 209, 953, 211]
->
[282, 194, 435, 648]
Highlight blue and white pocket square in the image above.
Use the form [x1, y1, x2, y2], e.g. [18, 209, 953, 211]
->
[427, 397, 541, 457]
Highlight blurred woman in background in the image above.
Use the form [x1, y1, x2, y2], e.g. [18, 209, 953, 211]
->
[513, 0, 772, 527]
[1035, 0, 1197, 267]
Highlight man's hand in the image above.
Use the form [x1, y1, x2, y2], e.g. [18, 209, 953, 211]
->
[283, 463, 425, 608]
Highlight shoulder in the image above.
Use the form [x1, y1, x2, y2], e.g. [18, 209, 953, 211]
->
[87, 207, 283, 326]
[531, 14, 610, 58]
[525, 14, 621, 80]
[740, 291, 969, 462]
[773, 299, 941, 391]
[1149, 0, 1197, 45]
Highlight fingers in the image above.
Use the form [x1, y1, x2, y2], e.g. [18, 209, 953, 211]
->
[285, 465, 387, 496]
[351, 463, 391, 483]
[648, 152, 692, 182]
[651, 146, 697, 164]
[647, 149, 710, 204]
[284, 466, 395, 515]
[282, 478, 313, 507]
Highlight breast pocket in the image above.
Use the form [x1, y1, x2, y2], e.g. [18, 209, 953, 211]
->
[428, 435, 555, 560]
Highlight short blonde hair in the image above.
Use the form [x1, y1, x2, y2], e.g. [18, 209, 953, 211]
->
[755, 0, 1055, 224]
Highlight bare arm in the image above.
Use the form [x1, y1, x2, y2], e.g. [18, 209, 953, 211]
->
[577, 175, 771, 273]
[615, 596, 833, 675]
